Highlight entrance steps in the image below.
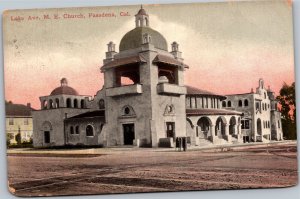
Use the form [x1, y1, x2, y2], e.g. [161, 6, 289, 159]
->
[198, 138, 214, 147]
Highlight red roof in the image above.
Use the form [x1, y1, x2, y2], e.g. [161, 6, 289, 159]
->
[5, 102, 35, 117]
[186, 85, 226, 100]
[186, 108, 243, 116]
[153, 54, 189, 69]
[50, 86, 79, 96]
[102, 55, 147, 70]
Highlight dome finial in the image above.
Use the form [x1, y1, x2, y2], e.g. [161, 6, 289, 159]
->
[60, 78, 68, 87]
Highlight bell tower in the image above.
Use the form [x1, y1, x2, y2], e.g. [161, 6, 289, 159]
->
[135, 5, 149, 27]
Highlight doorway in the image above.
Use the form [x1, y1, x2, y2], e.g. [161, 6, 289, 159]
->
[166, 122, 175, 139]
[44, 131, 50, 143]
[123, 123, 135, 145]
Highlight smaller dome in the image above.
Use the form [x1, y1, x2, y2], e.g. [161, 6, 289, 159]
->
[137, 8, 148, 16]
[50, 78, 79, 96]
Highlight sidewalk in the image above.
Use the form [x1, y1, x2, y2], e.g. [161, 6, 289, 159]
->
[7, 140, 297, 156]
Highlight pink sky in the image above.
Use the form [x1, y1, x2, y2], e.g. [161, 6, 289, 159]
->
[3, 2, 295, 109]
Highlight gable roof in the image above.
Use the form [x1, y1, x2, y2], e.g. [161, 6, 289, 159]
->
[5, 102, 35, 117]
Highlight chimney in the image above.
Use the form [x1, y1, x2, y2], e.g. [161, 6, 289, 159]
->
[27, 103, 31, 108]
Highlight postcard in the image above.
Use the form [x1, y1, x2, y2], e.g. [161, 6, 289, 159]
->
[3, 1, 297, 197]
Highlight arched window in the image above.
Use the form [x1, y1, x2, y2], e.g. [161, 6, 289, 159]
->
[238, 100, 242, 107]
[268, 121, 270, 128]
[86, 125, 94, 136]
[43, 100, 48, 109]
[70, 126, 74, 134]
[244, 99, 249, 107]
[49, 99, 53, 109]
[74, 99, 78, 108]
[55, 98, 59, 108]
[80, 100, 85, 108]
[75, 126, 79, 134]
[264, 92, 267, 99]
[124, 107, 130, 115]
[100, 123, 104, 132]
[222, 101, 226, 108]
[227, 101, 231, 107]
[66, 98, 71, 108]
[99, 99, 105, 109]
[278, 120, 280, 128]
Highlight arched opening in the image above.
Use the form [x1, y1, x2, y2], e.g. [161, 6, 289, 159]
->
[75, 126, 79, 134]
[229, 116, 237, 135]
[55, 98, 59, 108]
[186, 118, 194, 139]
[238, 100, 242, 107]
[197, 117, 212, 139]
[86, 125, 94, 136]
[99, 99, 105, 109]
[244, 99, 249, 107]
[222, 101, 226, 108]
[257, 118, 262, 135]
[42, 121, 52, 144]
[122, 105, 136, 116]
[80, 100, 85, 108]
[49, 99, 54, 109]
[215, 117, 226, 138]
[70, 126, 74, 134]
[66, 98, 71, 108]
[278, 120, 280, 128]
[74, 99, 78, 108]
[43, 100, 48, 109]
[227, 101, 231, 107]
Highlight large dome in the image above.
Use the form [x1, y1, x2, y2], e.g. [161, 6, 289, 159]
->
[119, 27, 168, 52]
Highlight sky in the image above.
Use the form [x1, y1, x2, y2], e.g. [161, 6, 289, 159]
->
[3, 0, 295, 109]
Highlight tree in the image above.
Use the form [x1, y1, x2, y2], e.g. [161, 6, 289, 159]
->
[276, 82, 297, 140]
[15, 132, 22, 145]
[6, 133, 14, 147]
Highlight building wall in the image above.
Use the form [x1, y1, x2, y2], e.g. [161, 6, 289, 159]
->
[32, 108, 89, 147]
[6, 117, 33, 144]
[65, 117, 105, 146]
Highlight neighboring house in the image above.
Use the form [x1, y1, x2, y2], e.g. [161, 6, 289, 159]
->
[224, 79, 283, 143]
[5, 102, 35, 144]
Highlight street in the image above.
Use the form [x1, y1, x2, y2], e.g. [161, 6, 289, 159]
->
[7, 142, 298, 197]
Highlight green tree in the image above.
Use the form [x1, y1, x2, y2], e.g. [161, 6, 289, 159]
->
[6, 133, 14, 147]
[15, 132, 22, 145]
[276, 82, 297, 140]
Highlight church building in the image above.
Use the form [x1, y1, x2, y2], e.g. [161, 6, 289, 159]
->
[32, 7, 283, 148]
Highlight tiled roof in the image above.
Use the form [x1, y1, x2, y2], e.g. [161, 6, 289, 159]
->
[153, 54, 189, 69]
[102, 55, 147, 69]
[186, 85, 226, 100]
[5, 102, 35, 117]
[66, 110, 105, 120]
[50, 86, 79, 96]
[186, 108, 243, 116]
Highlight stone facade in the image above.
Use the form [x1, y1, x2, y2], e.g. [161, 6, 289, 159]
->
[32, 7, 283, 148]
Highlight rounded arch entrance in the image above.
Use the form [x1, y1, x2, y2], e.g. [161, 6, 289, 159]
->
[215, 116, 227, 138]
[229, 116, 237, 135]
[257, 118, 262, 135]
[197, 117, 212, 139]
[42, 121, 52, 144]
[186, 118, 194, 138]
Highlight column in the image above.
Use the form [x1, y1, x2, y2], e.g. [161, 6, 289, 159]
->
[225, 123, 231, 142]
[210, 125, 217, 144]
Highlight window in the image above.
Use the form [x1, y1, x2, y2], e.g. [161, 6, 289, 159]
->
[81, 99, 85, 108]
[241, 119, 250, 129]
[70, 126, 74, 134]
[244, 99, 249, 107]
[99, 99, 105, 109]
[227, 101, 231, 107]
[75, 126, 79, 134]
[66, 98, 71, 108]
[24, 118, 29, 125]
[86, 125, 94, 136]
[55, 98, 60, 108]
[278, 120, 280, 128]
[9, 118, 14, 125]
[222, 101, 226, 108]
[124, 107, 130, 115]
[74, 99, 78, 108]
[238, 100, 242, 107]
[255, 102, 260, 110]
[264, 92, 266, 99]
